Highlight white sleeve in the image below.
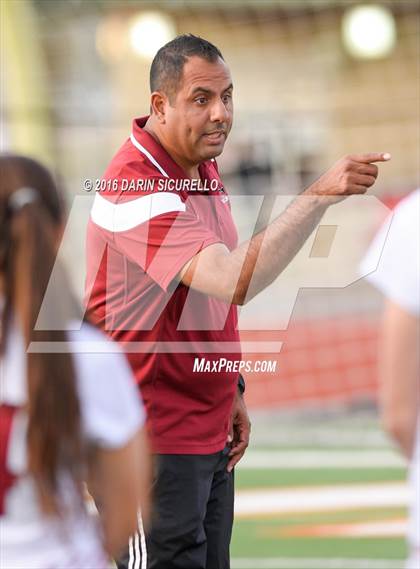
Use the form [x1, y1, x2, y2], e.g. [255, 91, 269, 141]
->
[70, 326, 145, 448]
[360, 190, 420, 316]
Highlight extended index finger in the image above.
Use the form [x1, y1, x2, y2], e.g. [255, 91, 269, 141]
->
[349, 152, 391, 164]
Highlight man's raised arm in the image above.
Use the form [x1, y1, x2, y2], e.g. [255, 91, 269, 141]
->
[179, 152, 391, 305]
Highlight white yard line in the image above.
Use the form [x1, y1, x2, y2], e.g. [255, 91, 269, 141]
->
[249, 426, 390, 448]
[239, 450, 405, 469]
[231, 558, 404, 569]
[234, 482, 409, 517]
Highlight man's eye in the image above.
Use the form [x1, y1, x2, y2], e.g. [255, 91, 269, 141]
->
[195, 97, 207, 105]
[223, 94, 232, 103]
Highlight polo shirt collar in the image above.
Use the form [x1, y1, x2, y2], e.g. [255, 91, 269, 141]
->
[131, 117, 222, 192]
[132, 116, 189, 180]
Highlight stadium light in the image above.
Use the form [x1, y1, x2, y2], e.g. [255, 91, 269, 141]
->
[129, 12, 176, 60]
[342, 5, 397, 59]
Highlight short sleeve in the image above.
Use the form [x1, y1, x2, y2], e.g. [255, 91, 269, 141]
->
[115, 202, 222, 292]
[70, 325, 145, 448]
[360, 190, 420, 315]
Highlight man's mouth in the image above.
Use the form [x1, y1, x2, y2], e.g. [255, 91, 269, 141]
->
[202, 131, 226, 143]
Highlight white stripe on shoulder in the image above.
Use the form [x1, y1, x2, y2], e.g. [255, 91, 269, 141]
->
[130, 133, 169, 178]
[90, 192, 186, 232]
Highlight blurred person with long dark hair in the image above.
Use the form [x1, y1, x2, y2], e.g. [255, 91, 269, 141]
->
[0, 155, 150, 568]
[361, 189, 419, 569]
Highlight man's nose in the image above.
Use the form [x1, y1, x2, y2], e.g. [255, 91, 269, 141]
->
[210, 98, 230, 123]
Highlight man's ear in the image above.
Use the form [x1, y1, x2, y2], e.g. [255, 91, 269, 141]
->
[150, 91, 168, 124]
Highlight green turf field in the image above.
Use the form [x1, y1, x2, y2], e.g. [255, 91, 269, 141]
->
[230, 413, 409, 569]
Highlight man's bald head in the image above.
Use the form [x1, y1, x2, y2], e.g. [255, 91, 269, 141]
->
[150, 34, 224, 103]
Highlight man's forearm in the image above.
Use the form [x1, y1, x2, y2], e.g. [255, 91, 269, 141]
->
[230, 192, 327, 304]
[225, 152, 390, 304]
[179, 153, 389, 303]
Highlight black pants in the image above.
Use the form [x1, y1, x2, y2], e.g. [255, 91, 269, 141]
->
[116, 446, 234, 569]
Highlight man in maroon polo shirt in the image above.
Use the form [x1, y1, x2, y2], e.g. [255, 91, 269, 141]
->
[87, 114, 241, 457]
[86, 35, 390, 569]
